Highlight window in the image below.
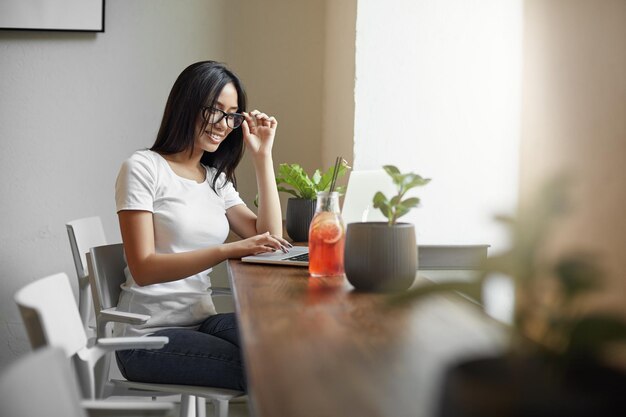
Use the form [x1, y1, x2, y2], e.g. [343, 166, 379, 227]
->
[354, 0, 523, 253]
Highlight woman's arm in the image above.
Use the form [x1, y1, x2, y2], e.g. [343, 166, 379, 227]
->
[252, 153, 283, 235]
[119, 210, 283, 286]
[227, 109, 283, 238]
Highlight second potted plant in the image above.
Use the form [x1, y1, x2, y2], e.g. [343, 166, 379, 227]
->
[275, 161, 349, 242]
[344, 165, 431, 291]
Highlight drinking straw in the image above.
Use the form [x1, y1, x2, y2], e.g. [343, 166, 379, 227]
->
[329, 156, 342, 194]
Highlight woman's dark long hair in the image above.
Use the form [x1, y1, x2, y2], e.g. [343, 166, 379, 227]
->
[151, 61, 247, 190]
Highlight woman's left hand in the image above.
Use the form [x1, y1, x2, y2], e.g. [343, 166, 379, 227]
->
[242, 110, 277, 158]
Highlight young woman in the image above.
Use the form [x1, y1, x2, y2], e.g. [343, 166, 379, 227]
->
[114, 61, 290, 391]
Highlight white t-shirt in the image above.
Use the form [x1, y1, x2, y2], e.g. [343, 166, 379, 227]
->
[113, 149, 244, 337]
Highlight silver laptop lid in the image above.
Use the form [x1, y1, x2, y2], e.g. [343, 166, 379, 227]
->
[341, 169, 397, 224]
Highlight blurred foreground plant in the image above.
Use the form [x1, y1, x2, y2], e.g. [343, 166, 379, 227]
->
[391, 175, 626, 371]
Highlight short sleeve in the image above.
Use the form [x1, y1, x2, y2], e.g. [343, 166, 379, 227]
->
[115, 152, 157, 213]
[213, 170, 245, 210]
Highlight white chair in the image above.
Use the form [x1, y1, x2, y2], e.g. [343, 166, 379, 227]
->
[0, 346, 175, 417]
[1, 346, 86, 417]
[66, 216, 108, 335]
[87, 243, 245, 417]
[13, 273, 176, 417]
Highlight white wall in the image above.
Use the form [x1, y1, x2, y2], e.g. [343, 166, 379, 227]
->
[0, 0, 328, 370]
[0, 0, 231, 369]
[354, 0, 523, 252]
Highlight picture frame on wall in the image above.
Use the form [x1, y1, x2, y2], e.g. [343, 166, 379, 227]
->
[0, 0, 105, 32]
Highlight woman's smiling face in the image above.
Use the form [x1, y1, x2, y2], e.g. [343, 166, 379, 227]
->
[195, 82, 239, 153]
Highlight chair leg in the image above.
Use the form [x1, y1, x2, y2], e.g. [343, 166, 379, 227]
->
[212, 399, 229, 417]
[180, 394, 195, 417]
[93, 352, 111, 398]
[196, 397, 206, 417]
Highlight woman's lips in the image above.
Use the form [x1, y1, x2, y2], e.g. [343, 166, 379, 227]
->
[206, 132, 223, 144]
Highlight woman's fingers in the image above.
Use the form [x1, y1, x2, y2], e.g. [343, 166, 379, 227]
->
[257, 232, 292, 253]
[248, 109, 275, 128]
[267, 116, 278, 129]
[272, 235, 293, 248]
[241, 116, 251, 137]
[268, 234, 293, 253]
[242, 109, 277, 155]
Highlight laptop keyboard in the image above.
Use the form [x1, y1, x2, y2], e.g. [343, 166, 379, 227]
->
[285, 253, 309, 262]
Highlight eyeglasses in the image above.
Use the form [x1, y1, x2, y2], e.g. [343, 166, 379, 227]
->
[201, 107, 244, 129]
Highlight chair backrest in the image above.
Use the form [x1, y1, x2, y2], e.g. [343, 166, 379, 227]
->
[87, 243, 127, 315]
[66, 216, 107, 279]
[14, 273, 88, 357]
[0, 347, 86, 417]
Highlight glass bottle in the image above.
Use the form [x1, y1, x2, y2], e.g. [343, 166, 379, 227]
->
[308, 192, 345, 277]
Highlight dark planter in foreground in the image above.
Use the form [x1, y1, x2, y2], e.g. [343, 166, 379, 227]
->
[438, 355, 626, 417]
[344, 222, 417, 291]
[285, 198, 317, 242]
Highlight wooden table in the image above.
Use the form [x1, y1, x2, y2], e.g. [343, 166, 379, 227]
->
[227, 261, 507, 417]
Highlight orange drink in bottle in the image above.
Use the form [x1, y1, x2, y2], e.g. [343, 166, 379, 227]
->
[308, 192, 345, 277]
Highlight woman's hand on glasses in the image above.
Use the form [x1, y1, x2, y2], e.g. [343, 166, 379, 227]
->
[242, 109, 277, 158]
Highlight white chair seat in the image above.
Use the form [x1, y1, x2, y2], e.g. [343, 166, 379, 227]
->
[111, 379, 244, 401]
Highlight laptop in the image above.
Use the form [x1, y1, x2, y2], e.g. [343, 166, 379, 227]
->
[241, 169, 394, 266]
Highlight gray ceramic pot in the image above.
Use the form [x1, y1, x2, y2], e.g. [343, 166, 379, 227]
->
[344, 222, 417, 291]
[285, 198, 317, 242]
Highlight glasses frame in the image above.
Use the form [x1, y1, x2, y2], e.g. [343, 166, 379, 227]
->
[201, 106, 244, 129]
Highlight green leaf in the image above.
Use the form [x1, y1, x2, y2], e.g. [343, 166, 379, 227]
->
[373, 192, 391, 219]
[372, 191, 388, 208]
[379, 205, 392, 219]
[383, 165, 400, 176]
[276, 164, 316, 199]
[405, 175, 431, 190]
[400, 197, 420, 209]
[390, 195, 402, 206]
[318, 160, 350, 192]
[391, 173, 404, 187]
[317, 166, 335, 191]
[402, 173, 418, 187]
[394, 205, 410, 220]
[311, 169, 322, 186]
[277, 186, 302, 199]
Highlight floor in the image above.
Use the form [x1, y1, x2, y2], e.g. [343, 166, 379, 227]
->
[103, 395, 251, 417]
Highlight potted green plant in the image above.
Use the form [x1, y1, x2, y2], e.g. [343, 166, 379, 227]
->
[275, 161, 349, 242]
[391, 176, 626, 416]
[344, 165, 431, 291]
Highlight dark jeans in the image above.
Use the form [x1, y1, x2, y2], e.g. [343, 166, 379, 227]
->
[116, 313, 246, 391]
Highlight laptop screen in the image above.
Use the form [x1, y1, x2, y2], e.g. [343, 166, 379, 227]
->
[341, 169, 396, 224]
